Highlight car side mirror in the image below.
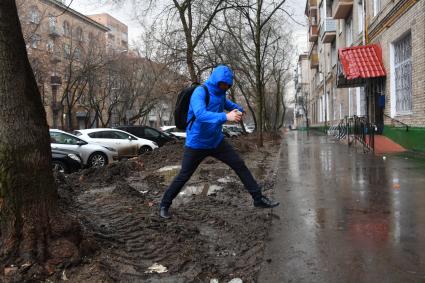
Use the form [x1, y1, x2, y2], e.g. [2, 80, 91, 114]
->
[76, 140, 86, 146]
[128, 136, 132, 140]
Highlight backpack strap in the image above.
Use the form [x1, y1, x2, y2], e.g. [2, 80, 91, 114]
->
[202, 85, 210, 107]
[188, 85, 209, 130]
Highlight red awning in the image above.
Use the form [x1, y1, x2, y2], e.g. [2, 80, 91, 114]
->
[338, 44, 386, 80]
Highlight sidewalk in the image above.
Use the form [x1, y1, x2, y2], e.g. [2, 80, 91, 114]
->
[258, 131, 425, 283]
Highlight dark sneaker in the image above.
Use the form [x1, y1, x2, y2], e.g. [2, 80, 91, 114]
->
[254, 196, 280, 208]
[159, 206, 171, 219]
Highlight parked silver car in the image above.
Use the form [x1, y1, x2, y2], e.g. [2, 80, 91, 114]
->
[49, 129, 119, 168]
[74, 128, 158, 159]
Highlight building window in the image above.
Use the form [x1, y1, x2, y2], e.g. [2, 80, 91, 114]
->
[75, 27, 83, 42]
[88, 32, 94, 43]
[393, 33, 412, 114]
[48, 15, 57, 30]
[331, 40, 336, 67]
[345, 17, 352, 46]
[319, 1, 325, 26]
[122, 31, 128, 42]
[356, 87, 366, 116]
[63, 21, 70, 37]
[64, 44, 71, 59]
[46, 39, 54, 53]
[30, 34, 41, 49]
[373, 0, 381, 17]
[348, 88, 354, 117]
[75, 47, 82, 60]
[357, 0, 363, 33]
[29, 6, 40, 24]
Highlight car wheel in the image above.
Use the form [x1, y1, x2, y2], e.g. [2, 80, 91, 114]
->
[139, 146, 152, 155]
[52, 161, 68, 174]
[88, 152, 107, 168]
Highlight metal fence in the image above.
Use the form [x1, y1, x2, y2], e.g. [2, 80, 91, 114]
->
[329, 116, 375, 153]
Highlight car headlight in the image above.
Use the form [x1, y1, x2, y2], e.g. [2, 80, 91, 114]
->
[68, 154, 82, 163]
[103, 146, 117, 152]
[153, 142, 158, 147]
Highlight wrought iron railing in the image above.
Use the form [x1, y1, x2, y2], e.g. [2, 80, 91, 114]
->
[347, 116, 375, 152]
[383, 113, 409, 131]
[328, 119, 347, 140]
[328, 116, 375, 153]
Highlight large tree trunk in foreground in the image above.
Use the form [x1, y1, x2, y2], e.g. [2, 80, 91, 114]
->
[0, 0, 81, 278]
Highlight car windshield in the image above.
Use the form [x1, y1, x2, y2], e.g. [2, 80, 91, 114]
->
[145, 128, 160, 138]
[50, 132, 82, 145]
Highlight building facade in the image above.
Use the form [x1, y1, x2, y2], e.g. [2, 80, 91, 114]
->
[88, 13, 129, 53]
[304, 0, 424, 133]
[294, 53, 310, 129]
[18, 0, 133, 130]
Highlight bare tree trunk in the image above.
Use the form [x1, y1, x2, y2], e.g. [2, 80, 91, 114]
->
[0, 0, 81, 277]
[255, 1, 264, 147]
[186, 45, 198, 83]
[278, 91, 287, 129]
[273, 81, 281, 131]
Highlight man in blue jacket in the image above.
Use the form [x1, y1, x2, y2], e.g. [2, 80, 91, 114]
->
[160, 65, 279, 219]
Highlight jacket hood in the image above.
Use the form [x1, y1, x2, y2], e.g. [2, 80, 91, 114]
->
[205, 65, 233, 96]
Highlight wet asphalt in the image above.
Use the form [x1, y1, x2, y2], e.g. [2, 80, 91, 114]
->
[258, 131, 425, 283]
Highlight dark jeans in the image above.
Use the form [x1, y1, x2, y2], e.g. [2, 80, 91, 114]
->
[160, 140, 262, 208]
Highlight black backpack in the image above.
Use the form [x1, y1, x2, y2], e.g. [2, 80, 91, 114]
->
[174, 84, 209, 130]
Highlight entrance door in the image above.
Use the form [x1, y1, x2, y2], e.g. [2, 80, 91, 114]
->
[366, 78, 385, 134]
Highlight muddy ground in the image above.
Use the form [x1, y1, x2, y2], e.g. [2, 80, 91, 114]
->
[51, 134, 281, 282]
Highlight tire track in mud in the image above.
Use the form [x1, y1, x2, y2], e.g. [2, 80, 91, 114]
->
[64, 136, 281, 282]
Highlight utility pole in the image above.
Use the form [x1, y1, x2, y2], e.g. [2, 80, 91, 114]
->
[362, 0, 369, 119]
[362, 0, 366, 45]
[323, 0, 328, 129]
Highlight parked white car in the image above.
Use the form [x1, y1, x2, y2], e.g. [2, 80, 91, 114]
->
[49, 129, 119, 168]
[74, 128, 158, 158]
[245, 125, 255, 133]
[160, 126, 187, 138]
[223, 124, 243, 134]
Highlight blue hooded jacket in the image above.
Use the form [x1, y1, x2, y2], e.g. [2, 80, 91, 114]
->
[186, 65, 243, 149]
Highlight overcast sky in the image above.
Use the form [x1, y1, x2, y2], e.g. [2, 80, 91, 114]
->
[69, 0, 308, 51]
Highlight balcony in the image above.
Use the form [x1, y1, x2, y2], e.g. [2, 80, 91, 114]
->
[308, 0, 318, 11]
[320, 18, 337, 43]
[333, 0, 353, 19]
[309, 25, 318, 42]
[310, 53, 319, 69]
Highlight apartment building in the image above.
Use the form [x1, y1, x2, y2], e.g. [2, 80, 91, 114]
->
[18, 1, 134, 130]
[294, 53, 310, 129]
[88, 13, 129, 53]
[18, 0, 110, 129]
[304, 0, 424, 149]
